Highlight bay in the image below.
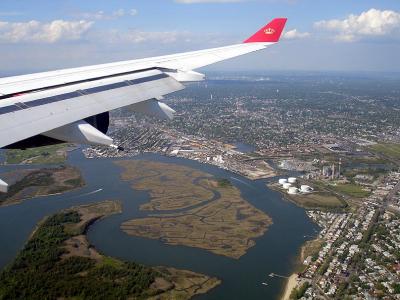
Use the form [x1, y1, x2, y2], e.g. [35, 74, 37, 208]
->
[0, 148, 319, 299]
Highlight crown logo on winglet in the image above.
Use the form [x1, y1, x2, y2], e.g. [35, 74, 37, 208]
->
[264, 28, 275, 35]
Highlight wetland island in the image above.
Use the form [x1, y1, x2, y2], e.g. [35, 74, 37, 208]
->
[117, 160, 272, 259]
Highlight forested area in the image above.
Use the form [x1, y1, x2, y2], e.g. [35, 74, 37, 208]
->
[0, 211, 158, 299]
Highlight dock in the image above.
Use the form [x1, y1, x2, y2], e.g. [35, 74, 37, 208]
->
[268, 273, 289, 279]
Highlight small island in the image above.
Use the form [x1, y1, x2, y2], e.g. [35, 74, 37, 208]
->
[0, 201, 220, 299]
[117, 160, 272, 259]
[0, 165, 85, 206]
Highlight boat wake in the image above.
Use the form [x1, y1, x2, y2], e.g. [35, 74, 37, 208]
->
[74, 188, 103, 198]
[230, 177, 255, 189]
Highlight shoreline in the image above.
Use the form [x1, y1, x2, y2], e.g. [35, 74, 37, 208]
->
[268, 182, 323, 300]
[279, 236, 320, 300]
[281, 273, 299, 300]
[83, 149, 278, 180]
[0, 165, 85, 207]
[268, 182, 308, 209]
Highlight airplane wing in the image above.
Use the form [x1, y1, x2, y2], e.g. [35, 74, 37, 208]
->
[0, 18, 286, 152]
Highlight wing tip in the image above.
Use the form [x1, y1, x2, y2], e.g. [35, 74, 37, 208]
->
[244, 18, 287, 44]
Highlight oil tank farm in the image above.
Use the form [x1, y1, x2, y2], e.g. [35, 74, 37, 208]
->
[288, 187, 299, 194]
[282, 183, 292, 189]
[279, 178, 288, 185]
[300, 185, 313, 193]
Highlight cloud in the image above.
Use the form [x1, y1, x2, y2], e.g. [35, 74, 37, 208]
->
[75, 8, 138, 20]
[315, 8, 400, 42]
[103, 30, 186, 44]
[175, 0, 244, 4]
[283, 29, 310, 40]
[95, 29, 217, 45]
[129, 9, 138, 16]
[0, 19, 93, 43]
[0, 16, 223, 47]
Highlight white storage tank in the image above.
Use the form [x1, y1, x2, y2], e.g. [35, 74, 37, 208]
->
[300, 185, 313, 193]
[288, 187, 299, 194]
[288, 177, 297, 184]
[282, 183, 292, 189]
[278, 178, 288, 185]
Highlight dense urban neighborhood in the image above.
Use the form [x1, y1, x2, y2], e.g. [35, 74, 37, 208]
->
[299, 171, 400, 299]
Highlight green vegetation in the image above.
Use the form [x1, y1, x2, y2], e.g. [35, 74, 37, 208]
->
[336, 282, 349, 299]
[317, 258, 331, 275]
[0, 211, 158, 300]
[313, 179, 369, 199]
[345, 156, 389, 165]
[369, 143, 400, 160]
[0, 201, 220, 299]
[344, 168, 388, 181]
[216, 178, 232, 187]
[273, 182, 346, 211]
[360, 211, 380, 246]
[5, 144, 68, 164]
[288, 191, 346, 210]
[290, 282, 310, 299]
[64, 177, 84, 186]
[0, 169, 54, 204]
[0, 166, 85, 206]
[330, 183, 371, 198]
[302, 238, 324, 262]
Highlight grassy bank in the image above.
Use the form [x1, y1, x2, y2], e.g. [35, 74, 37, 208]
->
[369, 143, 400, 160]
[5, 144, 69, 165]
[330, 182, 371, 198]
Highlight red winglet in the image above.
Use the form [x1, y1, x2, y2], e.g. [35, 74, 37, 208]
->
[244, 18, 287, 43]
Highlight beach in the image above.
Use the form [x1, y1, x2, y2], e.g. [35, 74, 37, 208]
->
[281, 273, 299, 300]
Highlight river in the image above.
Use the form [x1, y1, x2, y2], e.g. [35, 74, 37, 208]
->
[0, 148, 319, 299]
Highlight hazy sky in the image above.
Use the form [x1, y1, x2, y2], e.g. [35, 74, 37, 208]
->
[1, 0, 400, 74]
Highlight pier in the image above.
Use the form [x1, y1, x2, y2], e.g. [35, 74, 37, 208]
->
[268, 273, 289, 279]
